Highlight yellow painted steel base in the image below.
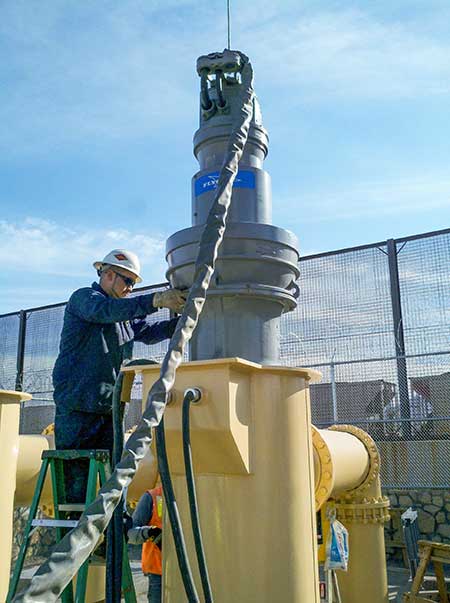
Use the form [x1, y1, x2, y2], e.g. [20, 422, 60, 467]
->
[0, 389, 32, 603]
[7, 405, 155, 603]
[7, 362, 391, 603]
[75, 564, 106, 603]
[320, 425, 389, 603]
[132, 358, 322, 603]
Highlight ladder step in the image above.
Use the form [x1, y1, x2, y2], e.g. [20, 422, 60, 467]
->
[31, 518, 78, 528]
[58, 503, 85, 512]
[42, 449, 110, 461]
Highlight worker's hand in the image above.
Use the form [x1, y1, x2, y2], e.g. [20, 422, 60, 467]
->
[143, 525, 162, 550]
[153, 288, 187, 313]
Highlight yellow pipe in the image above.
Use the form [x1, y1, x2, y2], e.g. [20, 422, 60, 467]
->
[9, 420, 157, 603]
[313, 424, 390, 603]
[0, 389, 31, 603]
[13, 432, 158, 508]
[312, 426, 370, 510]
[14, 434, 54, 507]
[8, 376, 389, 603]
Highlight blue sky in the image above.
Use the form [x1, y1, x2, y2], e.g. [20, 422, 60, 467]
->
[1, 0, 450, 313]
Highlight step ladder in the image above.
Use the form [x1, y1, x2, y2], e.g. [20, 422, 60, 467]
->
[7, 449, 137, 603]
[403, 540, 450, 603]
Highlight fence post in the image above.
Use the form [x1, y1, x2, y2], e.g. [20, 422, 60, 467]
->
[15, 310, 27, 392]
[330, 360, 338, 423]
[386, 239, 411, 438]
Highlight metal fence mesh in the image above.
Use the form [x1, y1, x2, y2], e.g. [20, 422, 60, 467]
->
[281, 244, 395, 366]
[22, 306, 65, 403]
[1, 229, 449, 489]
[397, 232, 450, 355]
[0, 313, 20, 391]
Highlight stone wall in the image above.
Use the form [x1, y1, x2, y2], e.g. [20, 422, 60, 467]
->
[384, 488, 450, 562]
[11, 507, 56, 567]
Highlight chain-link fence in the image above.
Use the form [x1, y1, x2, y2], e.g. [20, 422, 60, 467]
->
[1, 228, 449, 489]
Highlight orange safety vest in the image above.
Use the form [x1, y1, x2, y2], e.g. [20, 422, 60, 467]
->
[142, 486, 163, 575]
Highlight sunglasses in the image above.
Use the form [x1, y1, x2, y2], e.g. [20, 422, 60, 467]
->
[111, 269, 136, 288]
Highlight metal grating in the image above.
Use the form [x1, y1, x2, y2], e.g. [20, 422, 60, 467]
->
[23, 306, 65, 404]
[281, 244, 395, 367]
[397, 231, 450, 355]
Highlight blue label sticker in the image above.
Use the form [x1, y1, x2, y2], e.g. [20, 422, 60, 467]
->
[195, 170, 255, 196]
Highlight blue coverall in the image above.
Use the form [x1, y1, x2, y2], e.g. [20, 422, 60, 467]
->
[53, 282, 177, 502]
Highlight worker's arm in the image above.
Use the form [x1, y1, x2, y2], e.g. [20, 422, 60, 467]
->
[68, 287, 158, 324]
[128, 492, 154, 545]
[131, 317, 179, 345]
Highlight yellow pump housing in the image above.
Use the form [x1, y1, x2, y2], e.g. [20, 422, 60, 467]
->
[4, 354, 390, 603]
[122, 357, 390, 603]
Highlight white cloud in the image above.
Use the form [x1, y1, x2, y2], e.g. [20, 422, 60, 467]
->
[0, 1, 202, 155]
[245, 8, 450, 102]
[278, 175, 450, 224]
[1, 3, 450, 155]
[0, 217, 167, 282]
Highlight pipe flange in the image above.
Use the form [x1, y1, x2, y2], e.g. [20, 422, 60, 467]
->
[328, 424, 380, 496]
[311, 426, 334, 511]
[197, 284, 298, 312]
[335, 497, 390, 525]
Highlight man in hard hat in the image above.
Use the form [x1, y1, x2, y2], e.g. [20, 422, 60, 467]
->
[52, 249, 187, 504]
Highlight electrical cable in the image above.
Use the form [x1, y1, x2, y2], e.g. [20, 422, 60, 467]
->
[106, 371, 124, 603]
[155, 418, 200, 602]
[215, 70, 226, 109]
[14, 52, 254, 603]
[200, 69, 213, 110]
[182, 389, 214, 603]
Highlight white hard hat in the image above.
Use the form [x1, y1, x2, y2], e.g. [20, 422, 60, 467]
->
[93, 249, 142, 283]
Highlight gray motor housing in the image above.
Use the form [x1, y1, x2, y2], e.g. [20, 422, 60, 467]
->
[166, 51, 300, 365]
[166, 222, 299, 365]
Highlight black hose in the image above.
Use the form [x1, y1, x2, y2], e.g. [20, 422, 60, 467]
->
[182, 389, 214, 603]
[106, 371, 125, 603]
[108, 359, 157, 603]
[215, 69, 226, 108]
[200, 69, 213, 110]
[155, 417, 200, 603]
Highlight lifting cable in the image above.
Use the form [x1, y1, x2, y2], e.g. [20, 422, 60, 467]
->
[107, 359, 158, 603]
[13, 52, 254, 603]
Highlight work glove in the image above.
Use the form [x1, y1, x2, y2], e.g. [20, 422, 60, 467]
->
[143, 525, 162, 550]
[153, 288, 187, 313]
